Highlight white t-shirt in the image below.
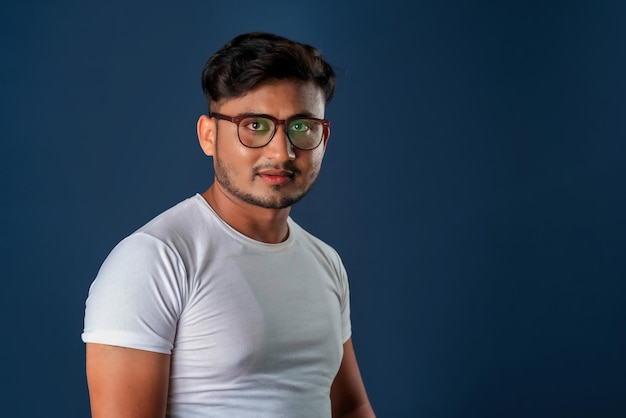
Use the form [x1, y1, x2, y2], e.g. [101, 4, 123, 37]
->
[82, 194, 351, 417]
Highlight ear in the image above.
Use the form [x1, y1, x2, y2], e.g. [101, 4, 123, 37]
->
[197, 115, 217, 157]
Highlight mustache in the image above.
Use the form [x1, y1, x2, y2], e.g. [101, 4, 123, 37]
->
[253, 161, 301, 176]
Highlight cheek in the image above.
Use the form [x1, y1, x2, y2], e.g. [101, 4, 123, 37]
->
[216, 139, 255, 168]
[309, 149, 326, 169]
[301, 150, 326, 181]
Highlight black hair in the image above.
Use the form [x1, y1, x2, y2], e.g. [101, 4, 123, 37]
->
[201, 32, 336, 110]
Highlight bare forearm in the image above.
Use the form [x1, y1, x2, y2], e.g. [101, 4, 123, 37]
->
[335, 402, 376, 418]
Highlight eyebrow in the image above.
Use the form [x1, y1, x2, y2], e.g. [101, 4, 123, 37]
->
[238, 111, 319, 120]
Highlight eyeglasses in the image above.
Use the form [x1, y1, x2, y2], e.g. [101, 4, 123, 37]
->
[211, 112, 330, 150]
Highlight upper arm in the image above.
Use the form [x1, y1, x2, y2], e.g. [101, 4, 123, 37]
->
[330, 338, 376, 418]
[86, 343, 171, 418]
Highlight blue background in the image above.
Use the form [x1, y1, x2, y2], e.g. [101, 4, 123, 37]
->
[1, 1, 625, 417]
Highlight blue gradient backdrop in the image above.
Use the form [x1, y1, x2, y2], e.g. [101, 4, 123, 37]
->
[1, 1, 625, 417]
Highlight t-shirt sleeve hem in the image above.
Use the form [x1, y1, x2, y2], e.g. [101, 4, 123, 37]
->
[81, 330, 172, 355]
[342, 326, 352, 344]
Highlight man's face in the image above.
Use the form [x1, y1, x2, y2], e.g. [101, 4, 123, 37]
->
[211, 80, 328, 210]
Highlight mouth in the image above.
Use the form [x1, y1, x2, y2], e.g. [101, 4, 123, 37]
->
[256, 169, 294, 186]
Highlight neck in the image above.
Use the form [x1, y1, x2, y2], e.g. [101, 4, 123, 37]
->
[201, 185, 291, 244]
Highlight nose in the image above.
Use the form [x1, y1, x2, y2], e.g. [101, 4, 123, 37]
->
[266, 124, 296, 160]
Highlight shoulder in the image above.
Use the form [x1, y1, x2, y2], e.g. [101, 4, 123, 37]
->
[288, 218, 345, 271]
[128, 194, 225, 251]
[100, 194, 223, 277]
[136, 194, 209, 236]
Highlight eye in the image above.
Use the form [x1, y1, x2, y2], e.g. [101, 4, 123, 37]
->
[242, 117, 272, 133]
[289, 119, 314, 133]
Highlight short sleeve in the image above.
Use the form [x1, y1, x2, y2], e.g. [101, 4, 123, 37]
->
[338, 259, 352, 343]
[81, 232, 187, 354]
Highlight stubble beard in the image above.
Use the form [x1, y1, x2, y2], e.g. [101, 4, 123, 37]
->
[214, 156, 319, 210]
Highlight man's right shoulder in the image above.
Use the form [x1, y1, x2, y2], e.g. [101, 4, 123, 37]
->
[137, 194, 207, 233]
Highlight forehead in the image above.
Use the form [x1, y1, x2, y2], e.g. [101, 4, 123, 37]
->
[215, 80, 326, 118]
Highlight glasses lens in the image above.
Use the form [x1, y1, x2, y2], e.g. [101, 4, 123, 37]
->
[287, 119, 324, 150]
[238, 116, 275, 147]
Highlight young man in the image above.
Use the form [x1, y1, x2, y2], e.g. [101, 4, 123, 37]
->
[82, 32, 375, 418]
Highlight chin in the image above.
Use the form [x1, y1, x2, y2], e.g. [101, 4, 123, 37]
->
[241, 191, 308, 210]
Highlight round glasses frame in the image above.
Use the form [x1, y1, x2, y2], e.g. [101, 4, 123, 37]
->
[211, 112, 330, 150]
